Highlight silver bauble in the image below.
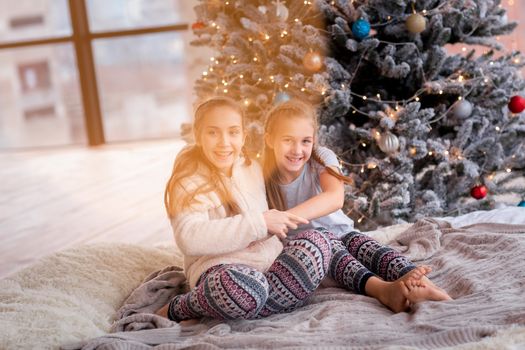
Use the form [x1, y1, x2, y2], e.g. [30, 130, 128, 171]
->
[378, 132, 400, 154]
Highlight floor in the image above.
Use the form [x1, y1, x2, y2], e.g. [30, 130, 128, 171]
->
[0, 139, 185, 279]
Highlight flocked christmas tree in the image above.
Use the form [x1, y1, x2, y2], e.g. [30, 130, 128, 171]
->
[190, 0, 525, 229]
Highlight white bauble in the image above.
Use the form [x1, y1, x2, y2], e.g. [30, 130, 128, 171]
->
[452, 99, 473, 119]
[274, 0, 289, 21]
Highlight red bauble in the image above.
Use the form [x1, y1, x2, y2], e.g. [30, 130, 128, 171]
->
[470, 185, 488, 200]
[191, 21, 206, 31]
[508, 95, 525, 114]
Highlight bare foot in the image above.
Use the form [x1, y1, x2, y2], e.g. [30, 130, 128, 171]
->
[155, 303, 170, 318]
[370, 266, 431, 313]
[404, 276, 452, 303]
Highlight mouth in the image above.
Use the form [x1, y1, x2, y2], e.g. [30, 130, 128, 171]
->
[285, 155, 304, 165]
[214, 151, 233, 161]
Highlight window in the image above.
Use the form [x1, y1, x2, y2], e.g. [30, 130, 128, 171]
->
[0, 0, 190, 149]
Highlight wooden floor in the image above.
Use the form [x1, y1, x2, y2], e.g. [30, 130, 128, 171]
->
[0, 139, 185, 279]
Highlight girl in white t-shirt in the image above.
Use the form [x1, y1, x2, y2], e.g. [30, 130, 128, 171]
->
[262, 99, 451, 312]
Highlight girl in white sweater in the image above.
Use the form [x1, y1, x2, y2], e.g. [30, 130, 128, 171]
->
[157, 97, 333, 321]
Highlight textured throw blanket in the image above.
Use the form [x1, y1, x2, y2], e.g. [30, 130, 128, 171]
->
[64, 219, 525, 349]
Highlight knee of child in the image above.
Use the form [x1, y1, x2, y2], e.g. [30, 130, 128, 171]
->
[218, 268, 270, 316]
[293, 229, 333, 264]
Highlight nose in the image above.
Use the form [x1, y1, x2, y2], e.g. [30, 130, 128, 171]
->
[218, 132, 229, 146]
[292, 142, 301, 154]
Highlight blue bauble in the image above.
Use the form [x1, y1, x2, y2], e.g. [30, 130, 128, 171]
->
[518, 200, 525, 207]
[352, 19, 371, 40]
[274, 92, 290, 105]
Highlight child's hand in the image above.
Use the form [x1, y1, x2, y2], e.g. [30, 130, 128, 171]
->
[263, 209, 309, 240]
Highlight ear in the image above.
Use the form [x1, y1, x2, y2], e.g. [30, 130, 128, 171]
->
[264, 133, 273, 149]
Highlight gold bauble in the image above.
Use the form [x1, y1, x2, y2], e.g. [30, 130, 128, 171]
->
[303, 51, 323, 72]
[406, 13, 426, 34]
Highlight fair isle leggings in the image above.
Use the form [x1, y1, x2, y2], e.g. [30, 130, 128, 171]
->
[168, 229, 332, 322]
[324, 228, 416, 295]
[168, 229, 416, 321]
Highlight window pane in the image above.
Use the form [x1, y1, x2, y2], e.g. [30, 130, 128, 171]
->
[93, 32, 190, 142]
[0, 44, 86, 149]
[86, 0, 185, 32]
[0, 0, 71, 43]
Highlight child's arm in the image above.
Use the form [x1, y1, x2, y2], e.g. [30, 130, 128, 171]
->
[286, 166, 345, 220]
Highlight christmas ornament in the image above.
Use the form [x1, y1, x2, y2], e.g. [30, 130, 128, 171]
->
[452, 99, 473, 119]
[303, 51, 323, 72]
[518, 200, 525, 207]
[508, 95, 525, 113]
[377, 132, 400, 154]
[274, 92, 290, 105]
[470, 185, 488, 200]
[406, 13, 426, 34]
[258, 6, 267, 14]
[191, 21, 206, 31]
[352, 19, 371, 40]
[274, 0, 289, 21]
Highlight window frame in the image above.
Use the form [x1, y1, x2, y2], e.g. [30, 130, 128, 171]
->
[0, 0, 188, 146]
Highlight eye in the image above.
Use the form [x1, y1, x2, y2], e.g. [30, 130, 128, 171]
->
[303, 139, 313, 144]
[230, 129, 241, 136]
[207, 130, 217, 136]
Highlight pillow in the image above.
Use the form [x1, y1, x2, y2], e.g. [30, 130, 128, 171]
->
[0, 243, 179, 350]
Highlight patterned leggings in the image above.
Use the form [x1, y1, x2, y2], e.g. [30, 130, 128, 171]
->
[168, 229, 332, 321]
[322, 228, 416, 295]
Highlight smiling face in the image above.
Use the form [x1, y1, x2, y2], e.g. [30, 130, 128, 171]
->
[196, 105, 245, 177]
[265, 115, 315, 183]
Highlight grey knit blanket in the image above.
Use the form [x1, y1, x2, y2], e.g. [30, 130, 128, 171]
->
[63, 218, 525, 349]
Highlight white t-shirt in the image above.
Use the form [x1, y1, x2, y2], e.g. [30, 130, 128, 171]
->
[279, 146, 354, 239]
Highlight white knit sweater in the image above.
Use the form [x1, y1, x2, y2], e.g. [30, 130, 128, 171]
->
[170, 158, 283, 288]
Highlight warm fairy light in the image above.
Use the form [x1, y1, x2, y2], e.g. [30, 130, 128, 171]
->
[211, 22, 216, 27]
[244, 99, 250, 106]
[409, 147, 417, 156]
[295, 18, 299, 22]
[248, 37, 253, 42]
[264, 34, 270, 40]
[428, 151, 433, 156]
[462, 47, 467, 52]
[223, 88, 228, 93]
[270, 75, 275, 80]
[458, 75, 464, 82]
[210, 57, 215, 61]
[514, 58, 521, 64]
[202, 71, 208, 76]
[458, 96, 463, 100]
[415, 97, 420, 102]
[506, 168, 512, 173]
[376, 93, 381, 99]
[439, 90, 443, 94]
[256, 153, 261, 158]
[367, 162, 377, 169]
[357, 216, 364, 223]
[301, 87, 306, 92]
[239, 74, 244, 78]
[215, 60, 219, 65]
[258, 78, 262, 82]
[445, 150, 449, 155]
[341, 84, 345, 88]
[422, 9, 427, 14]
[209, 67, 214, 72]
[253, 57, 258, 61]
[484, 78, 489, 83]
[284, 83, 290, 88]
[361, 142, 366, 147]
[362, 96, 367, 100]
[489, 61, 494, 65]
[495, 126, 501, 131]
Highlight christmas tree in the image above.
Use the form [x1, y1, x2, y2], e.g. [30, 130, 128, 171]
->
[190, 0, 525, 229]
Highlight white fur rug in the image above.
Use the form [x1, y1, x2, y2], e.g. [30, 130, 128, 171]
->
[1, 207, 525, 350]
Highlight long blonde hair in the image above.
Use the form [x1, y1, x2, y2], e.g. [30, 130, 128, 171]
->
[164, 96, 250, 218]
[263, 99, 353, 211]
